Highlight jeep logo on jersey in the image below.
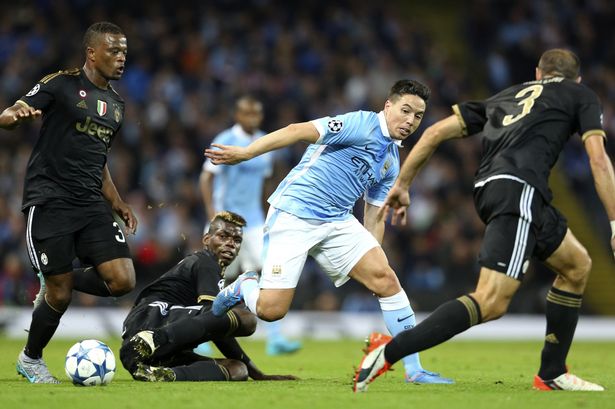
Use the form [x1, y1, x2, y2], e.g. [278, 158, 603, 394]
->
[97, 100, 107, 116]
[76, 116, 113, 144]
[328, 119, 343, 133]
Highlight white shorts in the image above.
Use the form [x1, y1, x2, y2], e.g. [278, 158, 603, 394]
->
[223, 226, 264, 281]
[260, 208, 380, 289]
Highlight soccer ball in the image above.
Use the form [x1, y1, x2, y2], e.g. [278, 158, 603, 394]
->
[65, 339, 116, 386]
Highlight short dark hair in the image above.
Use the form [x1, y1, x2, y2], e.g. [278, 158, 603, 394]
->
[538, 49, 580, 80]
[208, 211, 247, 232]
[388, 79, 431, 102]
[83, 22, 124, 51]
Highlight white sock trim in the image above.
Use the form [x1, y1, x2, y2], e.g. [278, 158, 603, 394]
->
[378, 290, 410, 311]
[244, 285, 260, 313]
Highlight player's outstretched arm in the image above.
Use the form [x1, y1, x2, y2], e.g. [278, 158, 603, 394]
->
[205, 122, 319, 165]
[0, 103, 42, 130]
[102, 164, 137, 234]
[213, 337, 298, 381]
[584, 133, 615, 258]
[199, 169, 216, 222]
[379, 115, 464, 225]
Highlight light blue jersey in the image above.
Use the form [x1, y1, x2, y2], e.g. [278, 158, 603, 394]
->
[204, 124, 272, 227]
[268, 111, 401, 221]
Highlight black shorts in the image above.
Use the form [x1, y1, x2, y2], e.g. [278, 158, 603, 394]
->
[473, 178, 567, 281]
[121, 299, 208, 341]
[24, 201, 131, 275]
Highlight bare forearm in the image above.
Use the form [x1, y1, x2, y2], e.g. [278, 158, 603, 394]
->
[246, 122, 318, 157]
[397, 136, 438, 189]
[0, 103, 42, 129]
[101, 165, 122, 206]
[398, 115, 464, 189]
[590, 153, 615, 221]
[199, 171, 215, 221]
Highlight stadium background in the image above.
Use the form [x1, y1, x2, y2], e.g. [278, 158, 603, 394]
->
[1, 0, 615, 331]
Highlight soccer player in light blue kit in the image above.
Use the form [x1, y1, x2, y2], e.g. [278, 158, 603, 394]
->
[199, 96, 301, 356]
[206, 81, 452, 384]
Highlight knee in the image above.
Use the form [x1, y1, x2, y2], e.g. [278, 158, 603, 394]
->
[257, 306, 286, 322]
[107, 271, 136, 296]
[563, 252, 592, 289]
[232, 309, 257, 336]
[255, 296, 289, 322]
[366, 268, 400, 297]
[224, 360, 249, 381]
[46, 286, 72, 311]
[470, 292, 509, 322]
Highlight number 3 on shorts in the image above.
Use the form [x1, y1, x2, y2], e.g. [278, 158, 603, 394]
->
[113, 221, 126, 243]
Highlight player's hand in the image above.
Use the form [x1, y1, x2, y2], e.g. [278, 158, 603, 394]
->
[113, 200, 138, 234]
[204, 144, 251, 165]
[0, 105, 42, 129]
[253, 373, 299, 381]
[377, 185, 410, 226]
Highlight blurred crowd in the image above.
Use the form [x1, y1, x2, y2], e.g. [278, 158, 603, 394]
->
[0, 0, 613, 314]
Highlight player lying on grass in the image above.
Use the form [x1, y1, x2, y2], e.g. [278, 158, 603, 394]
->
[120, 211, 297, 382]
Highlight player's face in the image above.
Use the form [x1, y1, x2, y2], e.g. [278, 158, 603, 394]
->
[203, 221, 243, 267]
[235, 101, 263, 134]
[92, 33, 127, 81]
[384, 94, 426, 140]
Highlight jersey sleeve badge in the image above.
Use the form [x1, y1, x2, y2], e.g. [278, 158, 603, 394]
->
[327, 119, 343, 133]
[26, 84, 40, 97]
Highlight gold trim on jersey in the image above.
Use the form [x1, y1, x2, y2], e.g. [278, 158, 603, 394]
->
[581, 129, 606, 143]
[452, 104, 468, 136]
[39, 68, 80, 84]
[197, 295, 216, 303]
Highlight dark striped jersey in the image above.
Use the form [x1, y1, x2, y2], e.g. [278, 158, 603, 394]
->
[454, 77, 605, 202]
[134, 250, 224, 307]
[18, 68, 125, 209]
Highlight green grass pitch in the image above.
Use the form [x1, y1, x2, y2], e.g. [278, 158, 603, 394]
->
[1, 337, 613, 409]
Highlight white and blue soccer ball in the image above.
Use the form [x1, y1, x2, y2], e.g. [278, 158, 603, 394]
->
[65, 339, 116, 386]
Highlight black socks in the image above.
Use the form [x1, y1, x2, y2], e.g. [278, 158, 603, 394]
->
[385, 295, 482, 364]
[25, 298, 64, 359]
[538, 287, 582, 380]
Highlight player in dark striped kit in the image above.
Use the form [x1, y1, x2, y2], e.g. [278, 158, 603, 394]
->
[0, 21, 136, 384]
[355, 49, 615, 392]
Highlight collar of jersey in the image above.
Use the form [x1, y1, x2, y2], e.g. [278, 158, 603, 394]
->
[378, 111, 402, 147]
[232, 123, 260, 141]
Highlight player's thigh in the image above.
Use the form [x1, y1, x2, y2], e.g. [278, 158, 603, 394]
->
[260, 209, 324, 290]
[311, 217, 380, 288]
[24, 205, 76, 276]
[75, 207, 133, 278]
[346, 246, 400, 296]
[121, 301, 171, 341]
